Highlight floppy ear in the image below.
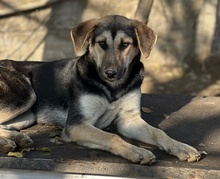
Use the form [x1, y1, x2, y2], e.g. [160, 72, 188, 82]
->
[70, 18, 99, 52]
[133, 20, 157, 58]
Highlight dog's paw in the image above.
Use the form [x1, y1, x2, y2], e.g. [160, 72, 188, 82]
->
[0, 137, 16, 153]
[167, 142, 207, 162]
[14, 132, 33, 149]
[127, 146, 156, 165]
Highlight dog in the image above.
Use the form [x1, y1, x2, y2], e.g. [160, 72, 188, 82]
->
[0, 15, 206, 164]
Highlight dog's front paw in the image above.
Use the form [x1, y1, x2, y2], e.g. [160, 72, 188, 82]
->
[167, 142, 207, 162]
[127, 146, 156, 165]
[0, 137, 16, 153]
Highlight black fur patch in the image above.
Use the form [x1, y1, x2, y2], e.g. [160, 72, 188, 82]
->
[91, 16, 138, 47]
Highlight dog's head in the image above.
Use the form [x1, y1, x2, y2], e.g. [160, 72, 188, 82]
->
[71, 15, 157, 82]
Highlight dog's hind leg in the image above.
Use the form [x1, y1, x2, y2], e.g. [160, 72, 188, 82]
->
[0, 68, 37, 152]
[0, 109, 36, 153]
[0, 110, 36, 152]
[0, 134, 16, 153]
[1, 110, 36, 131]
[0, 66, 36, 122]
[0, 126, 34, 153]
[0, 110, 36, 153]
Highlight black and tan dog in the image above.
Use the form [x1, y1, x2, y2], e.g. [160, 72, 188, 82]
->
[0, 15, 205, 164]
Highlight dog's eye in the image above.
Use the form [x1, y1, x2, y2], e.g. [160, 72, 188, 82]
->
[120, 42, 130, 49]
[98, 41, 108, 50]
[122, 42, 130, 47]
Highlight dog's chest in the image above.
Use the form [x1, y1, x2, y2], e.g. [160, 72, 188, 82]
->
[79, 91, 140, 129]
[79, 95, 119, 128]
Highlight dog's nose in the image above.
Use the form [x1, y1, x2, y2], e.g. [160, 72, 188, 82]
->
[104, 68, 118, 79]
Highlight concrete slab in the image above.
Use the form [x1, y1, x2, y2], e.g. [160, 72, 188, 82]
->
[0, 94, 220, 178]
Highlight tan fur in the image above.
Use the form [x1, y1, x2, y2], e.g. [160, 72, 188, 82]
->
[63, 122, 156, 164]
[0, 92, 36, 124]
[0, 110, 35, 151]
[70, 18, 99, 52]
[89, 31, 139, 71]
[133, 20, 157, 58]
[0, 110, 17, 124]
[0, 127, 33, 153]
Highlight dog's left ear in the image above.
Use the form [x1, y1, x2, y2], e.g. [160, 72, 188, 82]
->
[71, 18, 99, 52]
[133, 20, 157, 58]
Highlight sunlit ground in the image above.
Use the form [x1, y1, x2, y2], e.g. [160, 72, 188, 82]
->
[141, 57, 220, 96]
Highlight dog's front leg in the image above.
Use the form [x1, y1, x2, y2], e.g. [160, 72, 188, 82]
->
[116, 111, 206, 162]
[62, 122, 156, 164]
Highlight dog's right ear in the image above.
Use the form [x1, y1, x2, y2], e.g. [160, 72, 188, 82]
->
[71, 18, 99, 52]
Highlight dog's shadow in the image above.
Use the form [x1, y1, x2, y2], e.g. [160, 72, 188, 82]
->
[141, 94, 220, 161]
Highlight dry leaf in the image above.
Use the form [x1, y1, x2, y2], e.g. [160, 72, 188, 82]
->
[141, 107, 153, 113]
[199, 143, 205, 147]
[49, 131, 60, 138]
[7, 152, 23, 158]
[36, 147, 52, 152]
[21, 147, 35, 154]
[50, 138, 63, 145]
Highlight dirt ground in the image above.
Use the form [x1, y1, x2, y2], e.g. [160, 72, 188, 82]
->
[141, 56, 220, 97]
